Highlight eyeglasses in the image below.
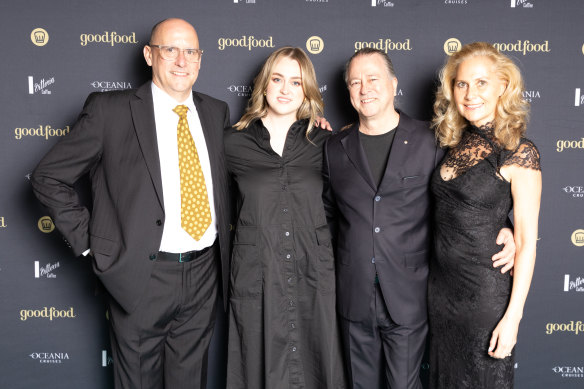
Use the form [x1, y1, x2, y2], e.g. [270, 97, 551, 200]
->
[149, 44, 203, 63]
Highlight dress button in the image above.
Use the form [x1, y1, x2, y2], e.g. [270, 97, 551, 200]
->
[286, 254, 291, 259]
[149, 253, 157, 260]
[282, 185, 287, 191]
[291, 347, 297, 352]
[375, 196, 381, 202]
[371, 257, 375, 264]
[290, 322, 296, 329]
[283, 208, 288, 213]
[156, 219, 162, 226]
[285, 231, 290, 236]
[374, 227, 381, 233]
[288, 277, 293, 283]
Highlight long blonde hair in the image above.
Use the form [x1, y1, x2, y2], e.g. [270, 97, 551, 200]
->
[234, 47, 324, 136]
[433, 42, 529, 150]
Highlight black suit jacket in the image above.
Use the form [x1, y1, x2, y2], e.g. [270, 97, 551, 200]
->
[31, 82, 231, 313]
[323, 112, 445, 325]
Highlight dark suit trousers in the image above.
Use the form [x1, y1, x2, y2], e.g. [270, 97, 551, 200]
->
[340, 283, 427, 389]
[107, 245, 219, 389]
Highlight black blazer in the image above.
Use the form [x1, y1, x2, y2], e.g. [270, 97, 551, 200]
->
[323, 112, 445, 325]
[31, 82, 231, 313]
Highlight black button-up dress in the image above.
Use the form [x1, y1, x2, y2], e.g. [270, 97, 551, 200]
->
[225, 119, 346, 389]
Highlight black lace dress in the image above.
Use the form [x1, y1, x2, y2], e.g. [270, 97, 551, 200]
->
[428, 124, 540, 388]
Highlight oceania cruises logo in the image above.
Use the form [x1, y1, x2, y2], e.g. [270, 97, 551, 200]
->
[552, 366, 584, 378]
[90, 81, 132, 92]
[564, 274, 584, 292]
[35, 260, 60, 278]
[562, 185, 584, 199]
[29, 352, 70, 364]
[28, 76, 54, 95]
[227, 85, 253, 97]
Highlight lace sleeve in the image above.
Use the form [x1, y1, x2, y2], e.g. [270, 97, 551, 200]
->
[501, 138, 541, 171]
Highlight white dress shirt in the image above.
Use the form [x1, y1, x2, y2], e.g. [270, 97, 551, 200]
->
[151, 82, 217, 253]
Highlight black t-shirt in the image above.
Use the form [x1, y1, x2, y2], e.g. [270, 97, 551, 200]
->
[359, 127, 396, 187]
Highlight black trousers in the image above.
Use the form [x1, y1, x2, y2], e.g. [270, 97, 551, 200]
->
[108, 245, 219, 389]
[340, 283, 427, 389]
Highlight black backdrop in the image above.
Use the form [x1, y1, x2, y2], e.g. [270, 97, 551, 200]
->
[1, 1, 583, 388]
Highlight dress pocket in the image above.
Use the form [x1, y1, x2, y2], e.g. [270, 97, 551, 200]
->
[230, 226, 262, 298]
[315, 224, 335, 294]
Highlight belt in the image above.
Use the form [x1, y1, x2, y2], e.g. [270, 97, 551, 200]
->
[157, 244, 213, 263]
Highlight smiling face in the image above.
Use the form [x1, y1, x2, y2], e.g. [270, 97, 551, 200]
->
[347, 53, 398, 121]
[264, 56, 305, 121]
[453, 55, 507, 127]
[143, 19, 200, 102]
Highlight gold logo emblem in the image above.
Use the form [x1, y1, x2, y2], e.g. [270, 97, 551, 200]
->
[443, 38, 461, 56]
[38, 216, 55, 233]
[31, 28, 49, 46]
[572, 229, 584, 247]
[306, 36, 324, 54]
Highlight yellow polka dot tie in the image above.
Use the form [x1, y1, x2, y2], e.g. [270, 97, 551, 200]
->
[173, 105, 211, 241]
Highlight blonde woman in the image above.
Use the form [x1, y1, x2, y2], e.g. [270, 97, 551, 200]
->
[224, 47, 345, 389]
[428, 42, 541, 388]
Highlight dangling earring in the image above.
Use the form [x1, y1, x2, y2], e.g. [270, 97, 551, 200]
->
[263, 91, 267, 96]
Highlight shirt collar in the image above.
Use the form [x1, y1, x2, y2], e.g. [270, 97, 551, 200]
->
[151, 81, 196, 114]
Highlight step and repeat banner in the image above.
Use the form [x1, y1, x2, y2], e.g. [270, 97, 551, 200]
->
[1, 0, 583, 388]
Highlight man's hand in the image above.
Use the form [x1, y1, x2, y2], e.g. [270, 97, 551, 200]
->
[315, 117, 333, 132]
[492, 227, 515, 274]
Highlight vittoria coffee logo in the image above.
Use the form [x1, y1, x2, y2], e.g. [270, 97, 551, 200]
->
[29, 352, 70, 364]
[306, 0, 328, 2]
[522, 90, 540, 103]
[38, 216, 55, 233]
[29, 76, 54, 95]
[15, 125, 70, 140]
[493, 40, 549, 55]
[218, 35, 274, 51]
[371, 0, 395, 7]
[80, 31, 138, 47]
[20, 307, 76, 321]
[354, 38, 411, 53]
[90, 81, 132, 92]
[556, 139, 584, 152]
[443, 38, 462, 55]
[552, 366, 584, 378]
[572, 229, 584, 247]
[564, 274, 584, 292]
[31, 28, 49, 46]
[233, 0, 256, 3]
[546, 321, 584, 335]
[563, 185, 584, 198]
[227, 85, 253, 97]
[0, 217, 6, 228]
[511, 0, 534, 8]
[102, 350, 113, 367]
[35, 260, 60, 279]
[306, 36, 324, 54]
[575, 88, 583, 107]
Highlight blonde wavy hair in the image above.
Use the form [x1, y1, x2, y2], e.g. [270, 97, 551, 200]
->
[433, 42, 529, 150]
[234, 47, 324, 136]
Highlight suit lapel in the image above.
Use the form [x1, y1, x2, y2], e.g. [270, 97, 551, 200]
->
[380, 112, 412, 186]
[130, 83, 164, 209]
[341, 124, 376, 191]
